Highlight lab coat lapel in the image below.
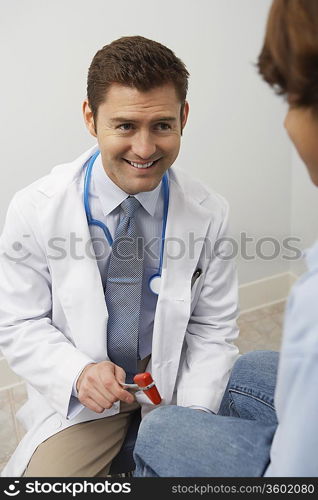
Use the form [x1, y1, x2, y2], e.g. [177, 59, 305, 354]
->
[151, 176, 211, 402]
[39, 174, 108, 361]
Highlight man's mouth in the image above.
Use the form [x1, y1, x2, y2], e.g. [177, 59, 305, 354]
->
[123, 158, 160, 169]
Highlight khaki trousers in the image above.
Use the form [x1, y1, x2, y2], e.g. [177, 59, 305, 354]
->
[24, 357, 149, 477]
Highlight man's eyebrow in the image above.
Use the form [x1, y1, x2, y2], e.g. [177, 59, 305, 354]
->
[109, 116, 177, 124]
[154, 117, 177, 122]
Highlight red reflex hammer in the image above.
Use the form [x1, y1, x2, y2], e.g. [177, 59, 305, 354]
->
[133, 372, 162, 405]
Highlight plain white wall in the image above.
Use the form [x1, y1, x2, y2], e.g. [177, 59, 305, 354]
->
[0, 0, 292, 285]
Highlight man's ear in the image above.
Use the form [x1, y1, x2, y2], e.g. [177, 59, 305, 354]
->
[181, 101, 189, 134]
[82, 100, 97, 137]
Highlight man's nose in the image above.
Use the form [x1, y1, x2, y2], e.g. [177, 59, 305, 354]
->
[130, 132, 157, 160]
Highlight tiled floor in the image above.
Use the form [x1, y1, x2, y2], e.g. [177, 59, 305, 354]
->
[0, 300, 286, 475]
[236, 301, 285, 354]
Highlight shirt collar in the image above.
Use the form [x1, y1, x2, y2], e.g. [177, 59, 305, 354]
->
[93, 154, 162, 216]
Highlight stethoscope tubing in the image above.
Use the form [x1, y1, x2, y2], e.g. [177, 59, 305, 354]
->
[84, 150, 113, 245]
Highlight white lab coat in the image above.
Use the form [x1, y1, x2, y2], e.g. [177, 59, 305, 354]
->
[0, 145, 239, 476]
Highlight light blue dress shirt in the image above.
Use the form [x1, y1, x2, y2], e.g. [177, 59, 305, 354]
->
[264, 239, 318, 476]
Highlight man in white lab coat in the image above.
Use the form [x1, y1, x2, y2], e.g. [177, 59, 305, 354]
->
[0, 36, 239, 477]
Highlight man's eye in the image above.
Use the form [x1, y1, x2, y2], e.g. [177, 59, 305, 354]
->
[118, 123, 133, 131]
[156, 123, 171, 130]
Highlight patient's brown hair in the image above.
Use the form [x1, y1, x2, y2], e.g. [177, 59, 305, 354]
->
[257, 0, 318, 111]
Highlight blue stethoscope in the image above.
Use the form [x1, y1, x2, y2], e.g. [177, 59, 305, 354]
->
[84, 150, 169, 295]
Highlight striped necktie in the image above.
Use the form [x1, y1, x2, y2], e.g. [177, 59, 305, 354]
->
[105, 196, 143, 382]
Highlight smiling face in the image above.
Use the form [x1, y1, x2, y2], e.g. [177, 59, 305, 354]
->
[83, 83, 189, 194]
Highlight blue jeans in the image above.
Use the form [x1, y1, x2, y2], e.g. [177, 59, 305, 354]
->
[133, 350, 279, 477]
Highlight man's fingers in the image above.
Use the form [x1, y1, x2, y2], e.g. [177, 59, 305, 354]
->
[99, 373, 135, 404]
[79, 386, 119, 411]
[114, 364, 126, 384]
[84, 397, 104, 414]
[98, 364, 134, 403]
[89, 387, 116, 409]
[117, 387, 135, 404]
[77, 361, 135, 408]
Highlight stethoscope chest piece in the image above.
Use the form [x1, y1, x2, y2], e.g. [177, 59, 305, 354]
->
[149, 274, 162, 295]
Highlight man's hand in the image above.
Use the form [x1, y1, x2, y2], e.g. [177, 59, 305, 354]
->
[76, 361, 135, 413]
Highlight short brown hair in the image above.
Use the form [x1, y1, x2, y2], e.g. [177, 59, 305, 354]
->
[87, 36, 189, 123]
[257, 0, 318, 111]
